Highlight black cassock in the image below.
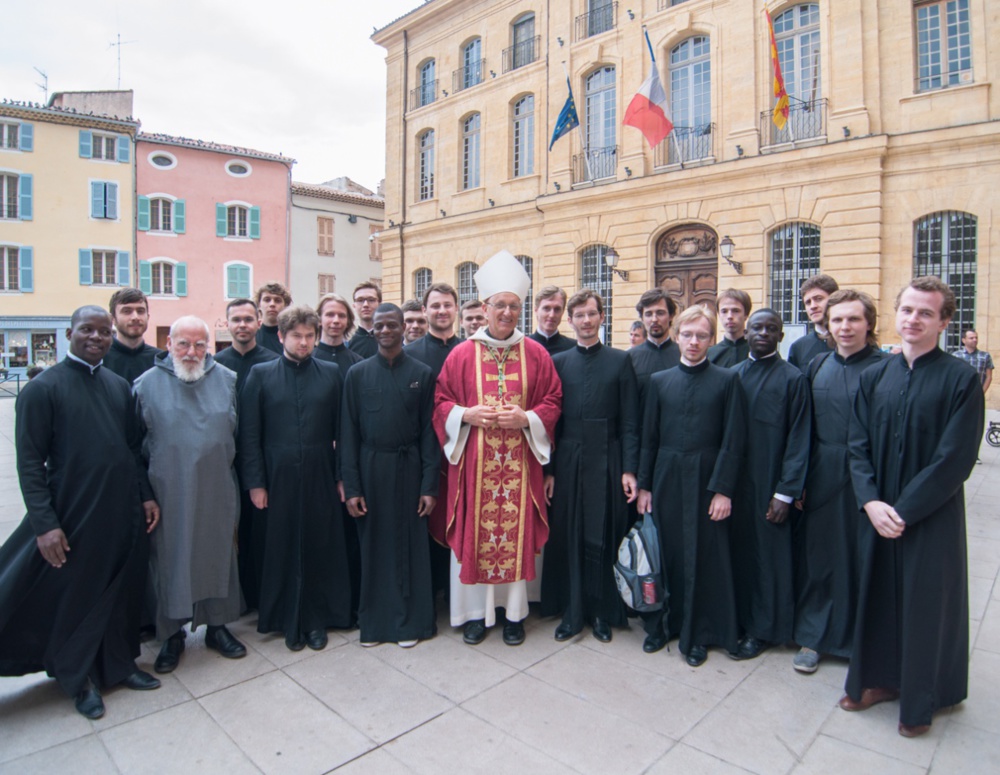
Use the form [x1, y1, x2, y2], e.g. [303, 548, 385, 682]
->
[628, 338, 681, 414]
[541, 343, 639, 629]
[340, 352, 440, 643]
[239, 356, 353, 638]
[788, 330, 830, 373]
[528, 330, 577, 356]
[255, 324, 283, 355]
[315, 341, 364, 373]
[847, 348, 983, 727]
[794, 347, 884, 657]
[215, 343, 279, 612]
[405, 333, 460, 379]
[0, 359, 149, 694]
[637, 360, 745, 656]
[348, 327, 378, 359]
[731, 355, 811, 644]
[103, 338, 163, 385]
[707, 337, 749, 368]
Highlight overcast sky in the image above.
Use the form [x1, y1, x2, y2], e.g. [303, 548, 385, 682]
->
[1, 0, 421, 191]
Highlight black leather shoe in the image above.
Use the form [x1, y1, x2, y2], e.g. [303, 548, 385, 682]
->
[154, 632, 185, 674]
[554, 620, 580, 641]
[285, 633, 305, 651]
[502, 620, 525, 646]
[591, 618, 612, 643]
[686, 644, 708, 667]
[306, 629, 328, 651]
[463, 619, 487, 645]
[643, 632, 668, 653]
[75, 680, 105, 719]
[730, 635, 769, 661]
[121, 669, 161, 691]
[205, 625, 247, 659]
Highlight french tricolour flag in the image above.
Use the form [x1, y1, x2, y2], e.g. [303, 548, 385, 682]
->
[623, 31, 673, 148]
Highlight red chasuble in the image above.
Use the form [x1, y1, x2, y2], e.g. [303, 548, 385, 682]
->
[434, 336, 562, 585]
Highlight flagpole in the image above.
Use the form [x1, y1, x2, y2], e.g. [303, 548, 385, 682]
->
[562, 61, 595, 182]
[643, 27, 683, 166]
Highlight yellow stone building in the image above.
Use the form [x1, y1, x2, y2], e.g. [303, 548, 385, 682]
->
[372, 0, 998, 403]
[0, 94, 138, 370]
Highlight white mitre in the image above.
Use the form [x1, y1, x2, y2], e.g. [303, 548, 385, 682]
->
[473, 250, 530, 302]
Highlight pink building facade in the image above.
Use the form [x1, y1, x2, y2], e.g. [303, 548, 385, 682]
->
[135, 133, 293, 349]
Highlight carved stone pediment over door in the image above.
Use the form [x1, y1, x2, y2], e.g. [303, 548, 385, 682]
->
[654, 225, 719, 315]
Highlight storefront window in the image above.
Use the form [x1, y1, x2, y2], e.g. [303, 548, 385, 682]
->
[8, 331, 28, 368]
[32, 332, 57, 366]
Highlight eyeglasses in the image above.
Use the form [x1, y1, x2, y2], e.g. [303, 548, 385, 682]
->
[354, 296, 379, 305]
[488, 302, 522, 313]
[174, 340, 208, 352]
[677, 331, 711, 342]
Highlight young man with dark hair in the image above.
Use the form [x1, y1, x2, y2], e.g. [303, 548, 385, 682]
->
[841, 276, 983, 737]
[348, 281, 383, 358]
[528, 286, 576, 355]
[787, 274, 839, 372]
[254, 283, 293, 354]
[628, 288, 680, 411]
[708, 289, 752, 367]
[730, 309, 811, 661]
[402, 299, 429, 344]
[541, 290, 639, 644]
[239, 305, 353, 651]
[104, 288, 164, 385]
[341, 303, 440, 648]
[460, 299, 486, 338]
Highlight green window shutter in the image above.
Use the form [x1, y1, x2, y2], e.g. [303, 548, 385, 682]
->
[117, 134, 131, 163]
[173, 200, 186, 233]
[91, 182, 104, 218]
[116, 251, 130, 286]
[139, 260, 152, 294]
[18, 174, 32, 220]
[106, 183, 118, 220]
[249, 206, 261, 239]
[137, 196, 150, 231]
[79, 130, 92, 158]
[239, 265, 251, 297]
[19, 247, 33, 292]
[79, 249, 93, 285]
[19, 123, 33, 152]
[226, 265, 238, 298]
[175, 262, 188, 296]
[216, 203, 227, 236]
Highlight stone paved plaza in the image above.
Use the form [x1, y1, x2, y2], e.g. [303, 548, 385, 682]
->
[1, 394, 998, 774]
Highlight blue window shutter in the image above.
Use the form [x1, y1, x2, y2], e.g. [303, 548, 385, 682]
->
[117, 251, 130, 285]
[239, 265, 250, 297]
[138, 260, 152, 294]
[137, 196, 150, 230]
[19, 123, 33, 152]
[175, 262, 188, 296]
[79, 130, 92, 158]
[91, 182, 104, 218]
[249, 206, 261, 239]
[19, 174, 32, 220]
[117, 134, 131, 163]
[106, 183, 118, 220]
[216, 203, 227, 236]
[19, 247, 33, 292]
[79, 249, 93, 285]
[173, 200, 186, 233]
[226, 265, 238, 298]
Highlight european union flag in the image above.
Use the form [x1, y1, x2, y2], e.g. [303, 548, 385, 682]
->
[549, 77, 580, 151]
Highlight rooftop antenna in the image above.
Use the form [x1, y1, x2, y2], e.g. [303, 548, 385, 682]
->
[33, 67, 48, 102]
[108, 33, 137, 89]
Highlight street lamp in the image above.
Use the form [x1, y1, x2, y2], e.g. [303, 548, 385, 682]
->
[604, 247, 629, 281]
[720, 235, 743, 274]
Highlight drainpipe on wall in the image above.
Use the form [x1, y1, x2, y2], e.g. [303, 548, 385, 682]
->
[399, 29, 409, 302]
[285, 162, 293, 288]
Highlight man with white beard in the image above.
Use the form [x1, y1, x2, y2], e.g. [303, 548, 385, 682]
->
[133, 316, 247, 674]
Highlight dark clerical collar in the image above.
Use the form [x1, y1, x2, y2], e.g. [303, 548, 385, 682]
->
[536, 330, 560, 341]
[679, 357, 710, 373]
[576, 341, 602, 353]
[748, 351, 779, 362]
[835, 346, 873, 365]
[721, 336, 746, 347]
[282, 354, 312, 368]
[428, 333, 459, 347]
[319, 340, 348, 352]
[646, 337, 674, 350]
[66, 351, 102, 374]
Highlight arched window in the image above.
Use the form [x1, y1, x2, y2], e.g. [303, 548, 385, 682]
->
[506, 13, 537, 72]
[580, 245, 614, 344]
[413, 267, 432, 300]
[667, 36, 712, 164]
[914, 211, 977, 350]
[769, 222, 821, 325]
[418, 59, 436, 108]
[772, 4, 822, 142]
[462, 114, 481, 190]
[512, 95, 535, 177]
[460, 38, 483, 90]
[583, 66, 617, 181]
[418, 129, 435, 201]
[456, 261, 478, 306]
[516, 255, 534, 333]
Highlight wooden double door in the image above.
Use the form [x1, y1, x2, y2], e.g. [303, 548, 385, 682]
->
[654, 225, 719, 316]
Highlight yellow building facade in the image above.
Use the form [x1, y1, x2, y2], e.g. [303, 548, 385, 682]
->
[373, 0, 998, 404]
[0, 99, 138, 370]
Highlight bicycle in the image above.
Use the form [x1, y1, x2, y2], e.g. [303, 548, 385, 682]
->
[988, 421, 1000, 448]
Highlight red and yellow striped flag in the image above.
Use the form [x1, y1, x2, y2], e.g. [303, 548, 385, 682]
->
[766, 9, 789, 130]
